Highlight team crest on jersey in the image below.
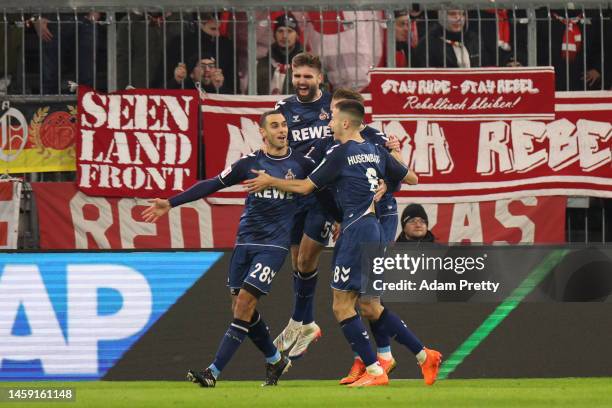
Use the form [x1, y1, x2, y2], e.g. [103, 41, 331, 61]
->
[319, 108, 330, 120]
[292, 115, 301, 123]
[285, 169, 296, 180]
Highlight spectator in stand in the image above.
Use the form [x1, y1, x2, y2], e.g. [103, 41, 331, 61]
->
[117, 11, 181, 89]
[396, 204, 435, 243]
[169, 53, 225, 93]
[32, 12, 100, 94]
[0, 15, 23, 94]
[468, 9, 526, 67]
[257, 13, 303, 94]
[413, 9, 480, 68]
[392, 6, 435, 67]
[158, 12, 235, 93]
[537, 8, 603, 91]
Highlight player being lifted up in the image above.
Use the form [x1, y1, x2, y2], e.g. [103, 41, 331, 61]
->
[271, 52, 334, 359]
[246, 100, 442, 387]
[273, 54, 402, 360]
[142, 110, 315, 388]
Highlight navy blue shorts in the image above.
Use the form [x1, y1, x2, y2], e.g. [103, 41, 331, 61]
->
[378, 213, 398, 244]
[290, 199, 334, 246]
[228, 245, 288, 296]
[331, 214, 385, 293]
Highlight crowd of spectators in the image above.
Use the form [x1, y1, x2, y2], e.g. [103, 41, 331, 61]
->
[0, 6, 610, 95]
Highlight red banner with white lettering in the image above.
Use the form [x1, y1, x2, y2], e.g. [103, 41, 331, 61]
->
[202, 91, 611, 203]
[77, 87, 200, 198]
[32, 182, 565, 248]
[368, 67, 556, 121]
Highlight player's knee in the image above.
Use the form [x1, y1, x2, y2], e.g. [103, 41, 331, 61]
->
[233, 292, 257, 320]
[332, 301, 352, 322]
[297, 252, 319, 273]
[297, 239, 322, 272]
[290, 246, 300, 271]
[359, 299, 384, 321]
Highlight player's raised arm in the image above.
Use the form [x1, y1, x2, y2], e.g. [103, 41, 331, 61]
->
[380, 146, 418, 185]
[403, 168, 418, 185]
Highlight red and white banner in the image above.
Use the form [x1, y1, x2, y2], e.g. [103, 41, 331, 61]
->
[32, 183, 564, 248]
[0, 181, 22, 249]
[77, 87, 200, 198]
[368, 67, 556, 121]
[202, 91, 611, 203]
[34, 182, 208, 249]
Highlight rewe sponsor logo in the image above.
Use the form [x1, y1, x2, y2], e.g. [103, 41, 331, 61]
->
[291, 126, 332, 141]
[253, 188, 294, 200]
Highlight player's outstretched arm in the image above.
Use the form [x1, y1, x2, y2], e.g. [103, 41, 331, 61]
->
[245, 169, 316, 195]
[141, 176, 228, 223]
[142, 198, 171, 223]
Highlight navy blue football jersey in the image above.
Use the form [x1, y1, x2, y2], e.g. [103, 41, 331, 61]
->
[219, 149, 315, 249]
[308, 126, 400, 217]
[360, 126, 401, 217]
[308, 140, 408, 227]
[275, 91, 333, 156]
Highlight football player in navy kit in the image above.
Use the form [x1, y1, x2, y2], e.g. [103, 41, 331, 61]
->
[272, 52, 334, 359]
[328, 89, 404, 383]
[245, 100, 442, 388]
[142, 110, 315, 388]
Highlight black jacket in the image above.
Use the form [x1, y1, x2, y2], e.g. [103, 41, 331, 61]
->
[536, 8, 603, 91]
[413, 24, 480, 68]
[256, 42, 303, 94]
[155, 23, 236, 93]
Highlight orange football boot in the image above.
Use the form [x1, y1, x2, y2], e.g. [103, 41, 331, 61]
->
[339, 359, 366, 385]
[419, 348, 442, 385]
[347, 371, 389, 388]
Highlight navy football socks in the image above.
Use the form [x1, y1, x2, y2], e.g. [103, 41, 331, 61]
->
[340, 314, 377, 366]
[209, 318, 250, 378]
[248, 310, 278, 360]
[292, 270, 318, 324]
[377, 308, 423, 355]
[369, 318, 392, 353]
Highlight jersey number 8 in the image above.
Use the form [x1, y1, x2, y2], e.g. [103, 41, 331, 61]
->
[366, 167, 379, 192]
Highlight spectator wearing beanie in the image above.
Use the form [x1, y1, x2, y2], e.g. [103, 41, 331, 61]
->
[396, 203, 436, 243]
[257, 13, 303, 94]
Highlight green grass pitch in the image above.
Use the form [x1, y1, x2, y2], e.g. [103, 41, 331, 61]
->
[2, 378, 611, 407]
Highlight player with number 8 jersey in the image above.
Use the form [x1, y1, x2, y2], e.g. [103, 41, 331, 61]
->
[245, 100, 442, 388]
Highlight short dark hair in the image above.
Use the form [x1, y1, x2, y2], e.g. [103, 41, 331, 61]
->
[291, 52, 322, 72]
[334, 99, 364, 127]
[332, 88, 364, 103]
[259, 110, 285, 127]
